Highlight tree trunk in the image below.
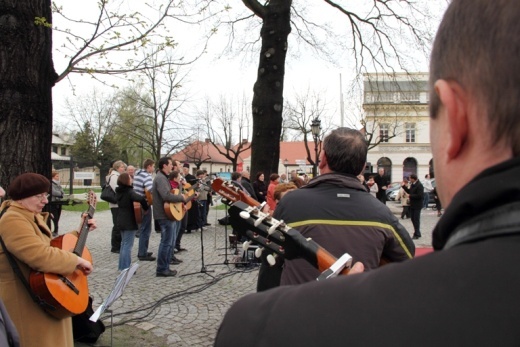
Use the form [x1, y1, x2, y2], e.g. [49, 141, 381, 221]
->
[0, 0, 57, 190]
[250, 0, 291, 180]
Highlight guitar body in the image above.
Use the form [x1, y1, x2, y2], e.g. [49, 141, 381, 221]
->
[29, 191, 96, 319]
[29, 234, 92, 319]
[164, 189, 184, 221]
[134, 202, 143, 224]
[144, 188, 153, 205]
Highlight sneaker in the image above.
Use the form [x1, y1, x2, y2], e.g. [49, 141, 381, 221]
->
[156, 269, 177, 277]
[138, 255, 156, 261]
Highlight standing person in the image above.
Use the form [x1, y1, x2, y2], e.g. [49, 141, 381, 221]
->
[153, 157, 186, 277]
[366, 175, 378, 198]
[49, 170, 65, 237]
[195, 170, 211, 228]
[133, 159, 156, 261]
[266, 173, 280, 211]
[0, 173, 96, 347]
[432, 186, 442, 217]
[240, 171, 258, 200]
[272, 128, 413, 285]
[126, 165, 136, 179]
[279, 173, 288, 183]
[215, 3, 520, 344]
[252, 172, 267, 203]
[115, 173, 149, 271]
[107, 160, 126, 253]
[422, 173, 433, 209]
[401, 174, 424, 239]
[396, 179, 410, 219]
[373, 167, 390, 204]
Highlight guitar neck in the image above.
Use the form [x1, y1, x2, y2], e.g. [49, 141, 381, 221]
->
[73, 201, 95, 256]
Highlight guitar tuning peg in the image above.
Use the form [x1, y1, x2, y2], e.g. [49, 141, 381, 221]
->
[266, 254, 277, 266]
[239, 211, 250, 219]
[242, 241, 251, 251]
[254, 247, 263, 258]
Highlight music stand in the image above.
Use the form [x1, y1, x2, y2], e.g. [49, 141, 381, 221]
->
[181, 200, 215, 279]
[90, 262, 139, 346]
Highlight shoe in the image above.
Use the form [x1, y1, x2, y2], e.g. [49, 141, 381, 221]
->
[138, 255, 156, 261]
[170, 257, 183, 265]
[412, 235, 421, 239]
[176, 247, 187, 252]
[147, 252, 153, 257]
[204, 223, 211, 226]
[111, 249, 120, 254]
[185, 230, 192, 234]
[156, 269, 177, 277]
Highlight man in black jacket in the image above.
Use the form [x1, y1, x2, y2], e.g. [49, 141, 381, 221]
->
[373, 167, 390, 204]
[402, 173, 424, 239]
[214, 1, 520, 345]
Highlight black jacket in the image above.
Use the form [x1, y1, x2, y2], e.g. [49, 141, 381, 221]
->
[374, 174, 390, 200]
[215, 157, 520, 347]
[273, 173, 414, 285]
[240, 178, 258, 200]
[402, 180, 424, 209]
[116, 184, 148, 231]
[252, 180, 267, 203]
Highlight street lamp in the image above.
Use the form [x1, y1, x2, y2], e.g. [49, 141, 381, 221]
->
[283, 158, 289, 176]
[311, 118, 321, 177]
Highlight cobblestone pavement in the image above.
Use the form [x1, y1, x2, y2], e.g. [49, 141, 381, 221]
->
[63, 200, 440, 346]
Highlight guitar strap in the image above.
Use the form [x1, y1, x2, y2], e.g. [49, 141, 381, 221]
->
[0, 207, 57, 313]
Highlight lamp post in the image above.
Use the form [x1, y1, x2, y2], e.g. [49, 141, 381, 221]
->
[311, 118, 321, 178]
[283, 158, 289, 176]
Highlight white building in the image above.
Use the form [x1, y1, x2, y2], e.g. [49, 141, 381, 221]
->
[363, 72, 433, 183]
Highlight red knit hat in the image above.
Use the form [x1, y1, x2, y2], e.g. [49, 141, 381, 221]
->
[8, 173, 50, 200]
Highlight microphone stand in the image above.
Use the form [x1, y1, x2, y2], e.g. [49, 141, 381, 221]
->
[181, 200, 215, 279]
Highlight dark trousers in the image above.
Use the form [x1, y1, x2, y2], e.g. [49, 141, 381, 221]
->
[176, 212, 189, 249]
[49, 203, 62, 234]
[401, 206, 410, 219]
[409, 207, 421, 237]
[110, 207, 121, 251]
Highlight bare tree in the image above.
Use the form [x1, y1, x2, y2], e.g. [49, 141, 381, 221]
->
[198, 0, 440, 179]
[201, 94, 251, 171]
[117, 54, 194, 161]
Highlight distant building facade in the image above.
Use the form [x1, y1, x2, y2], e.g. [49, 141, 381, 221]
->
[363, 72, 433, 183]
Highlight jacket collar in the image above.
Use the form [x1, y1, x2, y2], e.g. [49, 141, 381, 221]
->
[303, 172, 366, 191]
[432, 156, 520, 250]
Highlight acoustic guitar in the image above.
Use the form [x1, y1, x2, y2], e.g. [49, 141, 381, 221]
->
[211, 178, 352, 278]
[29, 191, 96, 319]
[163, 188, 199, 221]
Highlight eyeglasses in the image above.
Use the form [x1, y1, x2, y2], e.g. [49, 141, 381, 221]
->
[34, 193, 50, 201]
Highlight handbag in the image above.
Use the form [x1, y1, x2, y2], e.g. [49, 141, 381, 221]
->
[100, 176, 117, 204]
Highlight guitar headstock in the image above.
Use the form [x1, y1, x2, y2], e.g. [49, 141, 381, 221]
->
[86, 190, 97, 217]
[228, 201, 322, 268]
[211, 178, 260, 207]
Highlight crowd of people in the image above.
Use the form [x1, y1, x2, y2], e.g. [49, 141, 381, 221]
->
[2, 1, 519, 344]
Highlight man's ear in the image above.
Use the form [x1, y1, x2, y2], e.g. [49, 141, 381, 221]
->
[318, 150, 327, 169]
[434, 80, 469, 160]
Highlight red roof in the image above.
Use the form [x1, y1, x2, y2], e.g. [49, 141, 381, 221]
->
[172, 140, 316, 166]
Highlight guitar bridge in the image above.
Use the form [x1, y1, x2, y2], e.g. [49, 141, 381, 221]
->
[60, 275, 80, 295]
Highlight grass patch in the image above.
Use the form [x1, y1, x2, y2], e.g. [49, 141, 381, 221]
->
[62, 201, 110, 212]
[212, 204, 230, 211]
[63, 187, 102, 194]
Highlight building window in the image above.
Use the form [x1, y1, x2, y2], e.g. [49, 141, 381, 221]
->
[52, 146, 58, 153]
[405, 123, 416, 143]
[380, 123, 389, 142]
[60, 147, 67, 156]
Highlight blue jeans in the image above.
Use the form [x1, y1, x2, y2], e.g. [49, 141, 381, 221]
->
[137, 208, 152, 258]
[119, 229, 137, 270]
[156, 219, 181, 273]
[423, 192, 430, 208]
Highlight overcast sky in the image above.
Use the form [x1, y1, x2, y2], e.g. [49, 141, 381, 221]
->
[51, 0, 447, 133]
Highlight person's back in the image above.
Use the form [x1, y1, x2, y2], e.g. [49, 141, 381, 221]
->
[273, 128, 414, 285]
[275, 172, 414, 284]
